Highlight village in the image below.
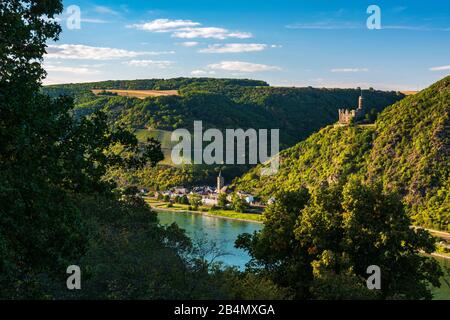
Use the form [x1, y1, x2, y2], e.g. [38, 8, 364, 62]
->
[146, 93, 371, 215]
[144, 171, 273, 221]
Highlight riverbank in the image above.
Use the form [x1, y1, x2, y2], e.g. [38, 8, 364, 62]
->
[430, 256, 450, 300]
[145, 198, 264, 223]
[152, 200, 449, 299]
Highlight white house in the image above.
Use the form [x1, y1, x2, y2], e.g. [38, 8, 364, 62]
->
[244, 195, 255, 204]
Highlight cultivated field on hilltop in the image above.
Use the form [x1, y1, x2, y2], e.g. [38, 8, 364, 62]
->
[400, 91, 419, 95]
[92, 89, 179, 99]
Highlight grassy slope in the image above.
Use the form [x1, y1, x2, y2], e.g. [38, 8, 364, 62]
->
[145, 198, 263, 222]
[431, 257, 450, 300]
[234, 76, 449, 230]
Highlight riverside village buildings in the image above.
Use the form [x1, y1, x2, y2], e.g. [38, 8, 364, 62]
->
[154, 171, 256, 207]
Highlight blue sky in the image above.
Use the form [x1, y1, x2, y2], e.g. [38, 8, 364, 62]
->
[43, 0, 450, 90]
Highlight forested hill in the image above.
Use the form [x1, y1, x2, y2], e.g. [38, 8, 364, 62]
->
[234, 76, 450, 230]
[43, 77, 269, 98]
[43, 78, 404, 148]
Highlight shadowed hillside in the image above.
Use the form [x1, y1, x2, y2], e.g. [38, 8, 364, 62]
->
[44, 78, 405, 188]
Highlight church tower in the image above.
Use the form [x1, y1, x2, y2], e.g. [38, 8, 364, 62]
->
[217, 170, 224, 193]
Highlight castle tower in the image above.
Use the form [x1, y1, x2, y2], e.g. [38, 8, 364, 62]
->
[358, 89, 364, 110]
[217, 170, 224, 193]
[338, 89, 366, 125]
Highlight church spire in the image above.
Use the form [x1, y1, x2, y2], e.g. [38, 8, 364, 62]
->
[217, 170, 224, 193]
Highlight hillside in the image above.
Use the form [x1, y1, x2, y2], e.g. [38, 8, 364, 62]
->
[91, 89, 179, 99]
[45, 78, 404, 148]
[44, 78, 404, 188]
[234, 76, 450, 230]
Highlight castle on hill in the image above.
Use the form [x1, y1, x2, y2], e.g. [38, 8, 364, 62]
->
[338, 91, 365, 125]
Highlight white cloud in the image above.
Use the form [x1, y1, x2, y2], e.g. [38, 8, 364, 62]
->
[429, 65, 450, 71]
[128, 19, 200, 32]
[174, 28, 250, 40]
[128, 18, 252, 40]
[172, 27, 251, 39]
[207, 61, 281, 73]
[93, 5, 119, 16]
[79, 63, 107, 68]
[286, 22, 361, 30]
[44, 65, 101, 75]
[81, 18, 109, 24]
[190, 69, 216, 76]
[46, 44, 174, 60]
[179, 41, 200, 47]
[199, 43, 266, 53]
[330, 68, 369, 73]
[122, 60, 174, 68]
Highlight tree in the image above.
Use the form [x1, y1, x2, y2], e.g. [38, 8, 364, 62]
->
[231, 193, 248, 213]
[0, 0, 77, 297]
[180, 195, 190, 205]
[189, 194, 202, 210]
[236, 181, 443, 299]
[0, 0, 163, 298]
[332, 180, 441, 299]
[236, 189, 312, 298]
[218, 193, 228, 208]
[364, 108, 378, 123]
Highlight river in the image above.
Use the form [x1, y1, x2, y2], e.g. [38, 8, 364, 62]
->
[156, 210, 450, 299]
[156, 210, 262, 269]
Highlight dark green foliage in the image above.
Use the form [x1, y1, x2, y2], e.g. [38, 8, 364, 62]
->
[236, 181, 443, 299]
[44, 77, 268, 93]
[0, 0, 78, 297]
[97, 90, 118, 96]
[180, 194, 189, 205]
[20, 193, 287, 300]
[0, 0, 167, 298]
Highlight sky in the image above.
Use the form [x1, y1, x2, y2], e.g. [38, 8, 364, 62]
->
[43, 0, 450, 90]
